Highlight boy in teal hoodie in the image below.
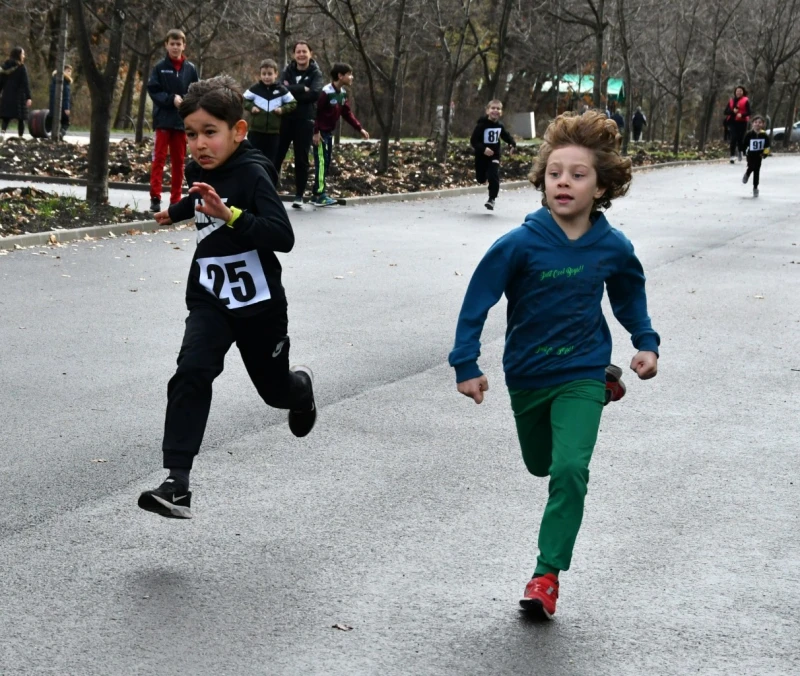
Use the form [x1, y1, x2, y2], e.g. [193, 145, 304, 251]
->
[449, 111, 660, 620]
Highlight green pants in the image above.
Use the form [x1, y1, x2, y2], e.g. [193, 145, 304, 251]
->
[509, 379, 604, 576]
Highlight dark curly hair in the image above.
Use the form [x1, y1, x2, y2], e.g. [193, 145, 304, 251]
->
[529, 111, 632, 211]
[179, 75, 243, 127]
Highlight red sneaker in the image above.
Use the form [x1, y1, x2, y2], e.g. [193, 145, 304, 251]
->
[519, 573, 559, 619]
[604, 364, 626, 406]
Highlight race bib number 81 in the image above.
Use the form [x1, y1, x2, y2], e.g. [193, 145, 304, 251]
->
[196, 250, 271, 309]
[484, 128, 501, 144]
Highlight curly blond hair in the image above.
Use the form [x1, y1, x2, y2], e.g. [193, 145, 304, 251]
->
[529, 111, 632, 211]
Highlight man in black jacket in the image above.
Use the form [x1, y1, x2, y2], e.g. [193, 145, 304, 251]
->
[147, 29, 199, 212]
[274, 41, 324, 208]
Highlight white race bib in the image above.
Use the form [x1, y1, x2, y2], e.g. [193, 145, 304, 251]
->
[749, 138, 765, 152]
[484, 128, 501, 144]
[196, 250, 271, 309]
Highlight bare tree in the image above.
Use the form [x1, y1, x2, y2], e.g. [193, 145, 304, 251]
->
[473, 0, 515, 102]
[71, 0, 127, 204]
[50, 0, 69, 141]
[550, 0, 608, 108]
[694, 0, 743, 151]
[429, 0, 490, 162]
[640, 0, 701, 153]
[309, 0, 416, 173]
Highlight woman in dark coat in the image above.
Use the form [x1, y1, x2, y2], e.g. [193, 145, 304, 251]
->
[724, 85, 751, 163]
[0, 46, 32, 137]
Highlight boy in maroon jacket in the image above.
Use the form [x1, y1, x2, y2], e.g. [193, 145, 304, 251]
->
[311, 63, 369, 207]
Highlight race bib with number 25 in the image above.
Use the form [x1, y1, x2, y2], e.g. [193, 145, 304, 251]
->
[196, 250, 271, 309]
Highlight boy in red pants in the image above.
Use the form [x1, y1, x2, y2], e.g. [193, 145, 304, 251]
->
[147, 29, 199, 212]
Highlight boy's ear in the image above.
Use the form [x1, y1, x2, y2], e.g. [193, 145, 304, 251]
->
[233, 119, 248, 142]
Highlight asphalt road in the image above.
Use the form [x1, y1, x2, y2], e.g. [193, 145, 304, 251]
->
[1, 158, 799, 675]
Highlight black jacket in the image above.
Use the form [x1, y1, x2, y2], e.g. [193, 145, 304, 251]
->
[147, 54, 199, 130]
[0, 59, 31, 119]
[280, 59, 324, 121]
[167, 141, 294, 317]
[470, 116, 516, 159]
[632, 111, 646, 129]
[741, 129, 770, 156]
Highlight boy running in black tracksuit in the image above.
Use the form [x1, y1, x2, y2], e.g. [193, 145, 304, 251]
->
[138, 76, 316, 519]
[470, 99, 517, 210]
[741, 115, 770, 198]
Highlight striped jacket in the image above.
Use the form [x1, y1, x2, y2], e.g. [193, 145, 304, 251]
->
[243, 82, 296, 134]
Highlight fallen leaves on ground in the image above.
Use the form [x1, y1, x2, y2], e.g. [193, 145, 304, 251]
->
[0, 186, 151, 237]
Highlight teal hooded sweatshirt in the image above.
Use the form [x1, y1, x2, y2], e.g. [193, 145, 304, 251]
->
[449, 207, 660, 389]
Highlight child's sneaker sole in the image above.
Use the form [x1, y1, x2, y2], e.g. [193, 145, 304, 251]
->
[137, 492, 192, 519]
[519, 597, 554, 620]
[604, 364, 626, 405]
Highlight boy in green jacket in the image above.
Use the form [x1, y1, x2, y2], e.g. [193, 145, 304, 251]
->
[243, 59, 296, 167]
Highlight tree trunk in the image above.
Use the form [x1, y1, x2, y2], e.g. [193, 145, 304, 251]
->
[483, 0, 513, 101]
[279, 0, 292, 69]
[71, 0, 127, 204]
[621, 59, 632, 154]
[50, 0, 69, 142]
[592, 0, 606, 108]
[672, 92, 683, 154]
[394, 54, 409, 142]
[782, 79, 800, 148]
[616, 0, 631, 154]
[87, 95, 114, 203]
[698, 37, 720, 152]
[113, 55, 139, 130]
[436, 73, 456, 163]
[135, 51, 151, 144]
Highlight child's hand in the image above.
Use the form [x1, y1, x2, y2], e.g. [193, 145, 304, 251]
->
[484, 147, 494, 157]
[154, 209, 172, 225]
[630, 351, 658, 380]
[457, 376, 489, 404]
[274, 107, 282, 115]
[312, 132, 321, 146]
[251, 106, 260, 114]
[508, 146, 516, 155]
[174, 95, 183, 108]
[189, 183, 233, 222]
[360, 129, 370, 140]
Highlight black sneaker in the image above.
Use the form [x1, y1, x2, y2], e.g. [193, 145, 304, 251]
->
[742, 171, 750, 184]
[753, 188, 759, 198]
[604, 364, 626, 406]
[485, 199, 495, 210]
[292, 195, 304, 209]
[288, 365, 317, 437]
[138, 477, 192, 519]
[149, 198, 161, 213]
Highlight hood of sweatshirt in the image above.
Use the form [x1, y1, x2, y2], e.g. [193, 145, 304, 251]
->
[188, 140, 278, 186]
[521, 207, 612, 248]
